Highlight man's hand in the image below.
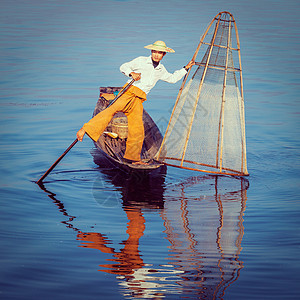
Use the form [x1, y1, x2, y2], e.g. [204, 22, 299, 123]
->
[130, 72, 141, 81]
[185, 60, 195, 70]
[76, 128, 86, 141]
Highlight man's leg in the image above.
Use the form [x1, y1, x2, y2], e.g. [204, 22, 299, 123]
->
[80, 92, 133, 141]
[124, 97, 144, 161]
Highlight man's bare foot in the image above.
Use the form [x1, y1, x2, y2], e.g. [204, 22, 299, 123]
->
[76, 128, 86, 141]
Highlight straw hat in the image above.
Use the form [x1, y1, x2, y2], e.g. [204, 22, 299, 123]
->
[144, 40, 175, 53]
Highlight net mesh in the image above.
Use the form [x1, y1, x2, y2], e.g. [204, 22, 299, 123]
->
[157, 12, 248, 176]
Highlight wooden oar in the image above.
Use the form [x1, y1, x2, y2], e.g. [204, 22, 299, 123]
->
[106, 78, 135, 108]
[36, 78, 135, 184]
[36, 138, 78, 185]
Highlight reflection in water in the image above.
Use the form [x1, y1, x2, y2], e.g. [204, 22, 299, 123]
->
[38, 183, 80, 232]
[41, 151, 249, 299]
[78, 208, 146, 276]
[161, 176, 248, 299]
[91, 149, 167, 209]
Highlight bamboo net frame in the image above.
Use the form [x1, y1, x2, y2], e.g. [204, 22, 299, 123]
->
[157, 11, 248, 176]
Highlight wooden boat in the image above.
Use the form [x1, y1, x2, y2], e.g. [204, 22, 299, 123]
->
[92, 86, 164, 172]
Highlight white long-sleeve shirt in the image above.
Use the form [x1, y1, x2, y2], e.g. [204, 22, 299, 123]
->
[120, 56, 187, 94]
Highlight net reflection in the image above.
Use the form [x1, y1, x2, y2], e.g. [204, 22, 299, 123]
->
[161, 176, 248, 299]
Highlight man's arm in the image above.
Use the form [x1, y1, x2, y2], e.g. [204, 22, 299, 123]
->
[120, 56, 141, 77]
[120, 57, 142, 81]
[161, 60, 195, 84]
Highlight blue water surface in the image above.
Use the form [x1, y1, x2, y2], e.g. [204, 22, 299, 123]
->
[0, 0, 299, 299]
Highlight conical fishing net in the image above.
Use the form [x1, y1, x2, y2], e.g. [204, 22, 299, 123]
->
[157, 12, 248, 176]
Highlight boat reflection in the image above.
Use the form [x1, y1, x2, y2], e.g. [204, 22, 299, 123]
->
[91, 148, 167, 209]
[77, 153, 249, 299]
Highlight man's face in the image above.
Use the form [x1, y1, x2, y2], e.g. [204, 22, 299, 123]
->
[151, 50, 166, 62]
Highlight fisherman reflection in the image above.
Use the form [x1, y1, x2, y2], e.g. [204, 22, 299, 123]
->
[78, 208, 145, 276]
[77, 169, 168, 299]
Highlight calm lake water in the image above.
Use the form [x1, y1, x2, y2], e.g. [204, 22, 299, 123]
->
[0, 0, 299, 299]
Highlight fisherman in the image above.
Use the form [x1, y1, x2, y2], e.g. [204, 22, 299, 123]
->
[76, 40, 194, 165]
